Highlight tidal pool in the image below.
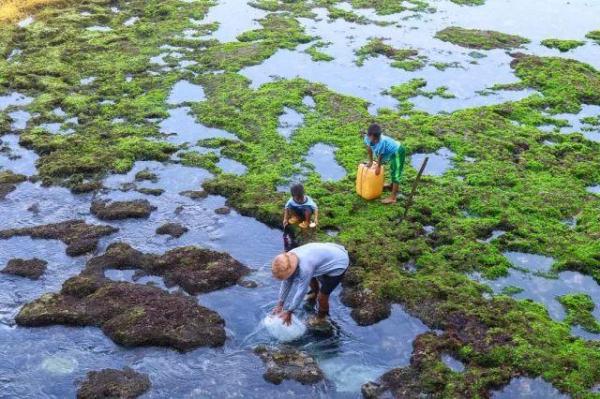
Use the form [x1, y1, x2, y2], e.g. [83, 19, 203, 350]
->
[166, 80, 206, 105]
[471, 252, 600, 324]
[491, 377, 569, 399]
[277, 107, 304, 140]
[305, 143, 347, 182]
[410, 147, 455, 176]
[159, 107, 237, 144]
[1, 156, 426, 397]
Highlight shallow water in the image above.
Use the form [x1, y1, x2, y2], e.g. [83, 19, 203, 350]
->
[491, 377, 569, 399]
[167, 80, 206, 105]
[471, 252, 600, 324]
[1, 157, 427, 397]
[4, 0, 600, 397]
[278, 107, 304, 140]
[441, 354, 465, 373]
[410, 147, 455, 176]
[159, 106, 237, 144]
[305, 143, 347, 182]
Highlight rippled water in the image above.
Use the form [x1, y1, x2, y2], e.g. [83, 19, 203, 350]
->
[4, 0, 600, 396]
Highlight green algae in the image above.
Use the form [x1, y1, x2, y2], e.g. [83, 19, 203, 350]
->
[385, 78, 455, 102]
[558, 293, 600, 334]
[541, 39, 585, 52]
[435, 27, 530, 50]
[304, 41, 334, 62]
[586, 30, 600, 43]
[2, 0, 600, 397]
[355, 38, 425, 70]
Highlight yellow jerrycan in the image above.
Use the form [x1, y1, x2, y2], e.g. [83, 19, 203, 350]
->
[356, 162, 384, 200]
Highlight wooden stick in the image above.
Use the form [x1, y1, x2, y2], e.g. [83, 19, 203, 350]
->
[402, 157, 429, 221]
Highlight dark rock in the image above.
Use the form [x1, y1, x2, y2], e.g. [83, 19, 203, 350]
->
[91, 200, 156, 220]
[70, 181, 103, 194]
[119, 182, 137, 192]
[27, 203, 40, 214]
[134, 169, 158, 182]
[238, 279, 258, 288]
[254, 345, 324, 385]
[16, 280, 226, 351]
[66, 238, 100, 257]
[77, 367, 151, 399]
[0, 183, 16, 200]
[83, 242, 250, 295]
[2, 258, 47, 279]
[0, 220, 118, 256]
[156, 223, 188, 238]
[179, 190, 208, 199]
[136, 188, 164, 196]
[340, 287, 391, 326]
[214, 206, 231, 215]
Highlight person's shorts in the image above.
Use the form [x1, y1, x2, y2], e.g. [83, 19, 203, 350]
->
[389, 146, 406, 184]
[288, 205, 314, 219]
[317, 271, 346, 295]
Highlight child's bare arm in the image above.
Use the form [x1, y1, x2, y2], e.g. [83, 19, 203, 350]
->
[314, 209, 319, 225]
[283, 208, 290, 226]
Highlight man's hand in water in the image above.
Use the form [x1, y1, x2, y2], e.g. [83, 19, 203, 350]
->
[272, 303, 283, 315]
[280, 311, 293, 326]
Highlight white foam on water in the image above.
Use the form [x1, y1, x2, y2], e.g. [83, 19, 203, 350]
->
[262, 314, 306, 342]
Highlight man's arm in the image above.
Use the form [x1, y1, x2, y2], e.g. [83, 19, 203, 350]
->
[283, 273, 311, 313]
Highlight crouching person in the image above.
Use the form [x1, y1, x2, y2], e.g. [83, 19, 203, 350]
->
[272, 242, 349, 325]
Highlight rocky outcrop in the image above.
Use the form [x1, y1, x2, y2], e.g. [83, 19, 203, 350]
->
[83, 242, 250, 295]
[155, 223, 188, 238]
[134, 169, 158, 182]
[1, 258, 47, 279]
[91, 199, 156, 220]
[0, 220, 118, 256]
[16, 279, 226, 351]
[77, 367, 151, 399]
[340, 287, 391, 326]
[254, 345, 324, 385]
[0, 170, 26, 199]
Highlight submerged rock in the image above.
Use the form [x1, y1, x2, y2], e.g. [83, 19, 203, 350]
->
[84, 242, 250, 295]
[214, 206, 231, 215]
[0, 170, 26, 199]
[136, 187, 164, 196]
[17, 280, 226, 351]
[77, 367, 151, 399]
[134, 169, 158, 182]
[91, 199, 156, 220]
[156, 223, 188, 238]
[0, 220, 118, 256]
[1, 258, 47, 279]
[254, 345, 324, 385]
[70, 181, 103, 194]
[179, 190, 208, 199]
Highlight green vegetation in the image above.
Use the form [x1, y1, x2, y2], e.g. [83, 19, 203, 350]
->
[355, 38, 425, 70]
[541, 39, 585, 52]
[1, 0, 600, 397]
[558, 294, 600, 333]
[304, 41, 334, 62]
[586, 30, 600, 43]
[385, 78, 455, 102]
[435, 27, 530, 50]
